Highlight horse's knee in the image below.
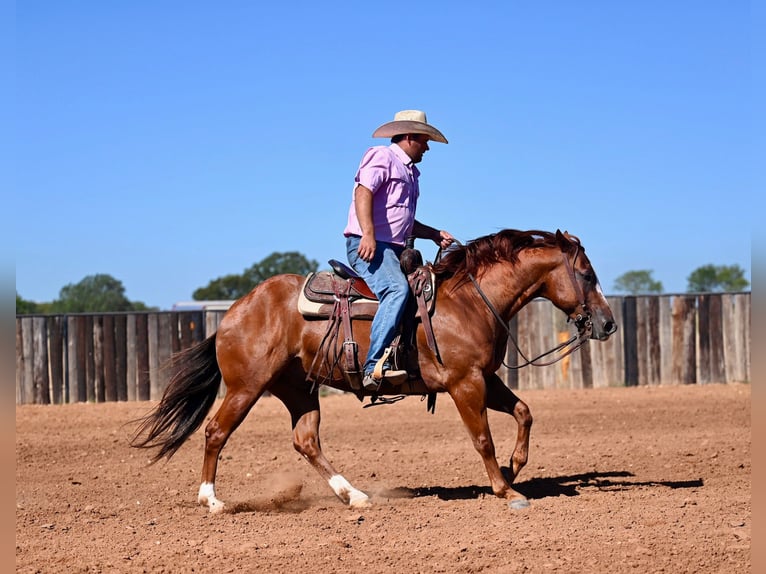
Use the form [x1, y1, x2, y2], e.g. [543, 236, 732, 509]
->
[472, 433, 496, 459]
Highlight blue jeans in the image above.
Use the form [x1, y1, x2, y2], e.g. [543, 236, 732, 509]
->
[346, 235, 409, 374]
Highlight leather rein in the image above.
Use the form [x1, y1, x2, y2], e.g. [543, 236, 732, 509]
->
[443, 240, 593, 369]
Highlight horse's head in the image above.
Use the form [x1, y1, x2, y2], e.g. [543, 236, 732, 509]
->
[541, 230, 618, 341]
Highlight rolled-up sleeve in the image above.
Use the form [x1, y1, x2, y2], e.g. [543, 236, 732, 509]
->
[355, 147, 391, 194]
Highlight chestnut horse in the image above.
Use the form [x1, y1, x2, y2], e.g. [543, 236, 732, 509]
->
[131, 229, 617, 511]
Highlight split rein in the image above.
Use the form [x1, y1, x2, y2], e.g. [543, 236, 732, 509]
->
[439, 240, 593, 370]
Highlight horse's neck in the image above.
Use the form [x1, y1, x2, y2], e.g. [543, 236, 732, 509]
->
[473, 254, 554, 320]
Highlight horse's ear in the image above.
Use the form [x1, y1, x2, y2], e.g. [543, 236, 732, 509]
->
[555, 230, 574, 252]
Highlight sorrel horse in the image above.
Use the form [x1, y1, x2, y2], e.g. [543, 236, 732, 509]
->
[131, 229, 617, 511]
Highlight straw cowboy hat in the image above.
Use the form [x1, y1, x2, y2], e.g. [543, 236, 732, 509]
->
[372, 110, 448, 144]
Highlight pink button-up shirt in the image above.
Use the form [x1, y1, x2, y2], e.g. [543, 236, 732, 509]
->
[343, 144, 420, 246]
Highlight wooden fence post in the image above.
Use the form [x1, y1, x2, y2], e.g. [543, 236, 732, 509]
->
[135, 313, 151, 401]
[48, 316, 65, 404]
[622, 297, 638, 386]
[672, 295, 697, 384]
[32, 317, 50, 405]
[147, 313, 160, 400]
[21, 317, 34, 404]
[103, 315, 117, 401]
[156, 313, 173, 397]
[698, 294, 725, 384]
[16, 319, 24, 404]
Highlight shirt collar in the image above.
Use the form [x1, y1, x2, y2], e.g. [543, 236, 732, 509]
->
[389, 143, 414, 167]
[389, 143, 420, 176]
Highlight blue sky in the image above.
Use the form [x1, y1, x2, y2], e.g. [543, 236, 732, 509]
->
[13, 1, 755, 309]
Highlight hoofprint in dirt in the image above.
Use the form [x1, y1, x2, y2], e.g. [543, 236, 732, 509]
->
[16, 383, 749, 574]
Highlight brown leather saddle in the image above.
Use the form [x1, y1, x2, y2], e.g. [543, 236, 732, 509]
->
[299, 255, 439, 391]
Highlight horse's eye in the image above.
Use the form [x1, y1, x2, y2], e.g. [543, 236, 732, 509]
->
[580, 273, 594, 283]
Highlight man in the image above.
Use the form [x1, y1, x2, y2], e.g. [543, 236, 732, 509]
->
[343, 110, 455, 391]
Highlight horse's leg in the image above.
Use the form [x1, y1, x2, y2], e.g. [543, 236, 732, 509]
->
[449, 376, 530, 509]
[270, 381, 371, 508]
[197, 389, 262, 513]
[485, 373, 533, 482]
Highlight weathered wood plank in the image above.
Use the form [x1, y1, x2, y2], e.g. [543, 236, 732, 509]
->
[658, 297, 673, 384]
[646, 297, 661, 385]
[191, 311, 205, 344]
[171, 312, 182, 355]
[67, 316, 84, 402]
[114, 314, 128, 401]
[103, 315, 117, 401]
[178, 311, 204, 350]
[672, 295, 697, 385]
[635, 297, 648, 386]
[147, 313, 160, 400]
[48, 316, 65, 404]
[126, 314, 137, 401]
[698, 294, 712, 384]
[65, 317, 76, 404]
[135, 313, 151, 401]
[708, 295, 725, 384]
[741, 293, 751, 381]
[722, 293, 749, 383]
[32, 317, 50, 404]
[16, 319, 24, 404]
[205, 311, 225, 337]
[21, 317, 34, 404]
[92, 316, 105, 402]
[541, 302, 558, 390]
[589, 295, 625, 388]
[515, 304, 532, 389]
[84, 316, 96, 402]
[622, 297, 638, 386]
[157, 313, 173, 397]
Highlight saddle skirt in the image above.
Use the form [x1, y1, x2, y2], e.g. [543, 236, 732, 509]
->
[297, 264, 436, 320]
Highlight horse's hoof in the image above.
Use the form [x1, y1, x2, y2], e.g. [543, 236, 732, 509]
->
[349, 493, 372, 508]
[508, 498, 530, 510]
[209, 499, 226, 514]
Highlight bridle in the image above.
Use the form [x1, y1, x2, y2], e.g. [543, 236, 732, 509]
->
[457, 240, 594, 369]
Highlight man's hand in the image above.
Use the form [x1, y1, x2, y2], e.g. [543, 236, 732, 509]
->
[357, 235, 377, 262]
[436, 230, 455, 249]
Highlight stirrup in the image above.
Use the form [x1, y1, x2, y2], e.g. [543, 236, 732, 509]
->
[372, 347, 394, 379]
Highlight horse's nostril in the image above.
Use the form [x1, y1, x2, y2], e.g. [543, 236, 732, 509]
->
[605, 321, 617, 334]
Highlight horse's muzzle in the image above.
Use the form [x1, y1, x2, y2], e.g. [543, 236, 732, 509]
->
[591, 319, 618, 341]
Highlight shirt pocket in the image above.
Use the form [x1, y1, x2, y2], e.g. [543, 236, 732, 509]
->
[385, 165, 414, 207]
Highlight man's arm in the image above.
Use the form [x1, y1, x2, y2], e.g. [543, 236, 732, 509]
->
[354, 185, 377, 262]
[413, 220, 455, 249]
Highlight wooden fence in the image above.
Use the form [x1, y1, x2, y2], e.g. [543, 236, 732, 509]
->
[15, 293, 750, 404]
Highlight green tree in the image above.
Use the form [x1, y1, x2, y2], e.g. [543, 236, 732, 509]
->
[16, 293, 39, 315]
[50, 274, 147, 312]
[192, 273, 255, 301]
[613, 270, 664, 295]
[686, 264, 749, 293]
[193, 251, 319, 300]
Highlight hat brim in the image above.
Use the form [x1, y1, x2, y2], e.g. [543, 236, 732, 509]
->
[372, 121, 448, 144]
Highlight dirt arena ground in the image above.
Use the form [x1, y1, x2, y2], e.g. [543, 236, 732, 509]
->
[17, 383, 750, 573]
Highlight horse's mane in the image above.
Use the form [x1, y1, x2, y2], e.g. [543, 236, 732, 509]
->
[432, 229, 563, 281]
